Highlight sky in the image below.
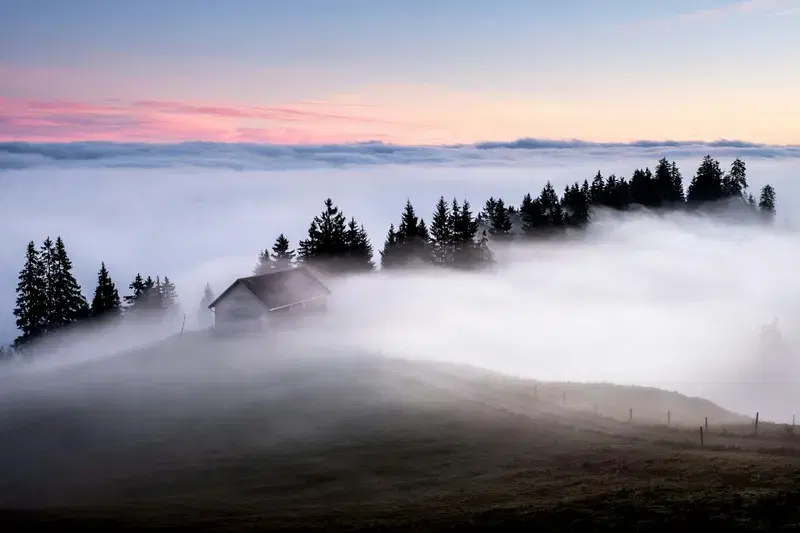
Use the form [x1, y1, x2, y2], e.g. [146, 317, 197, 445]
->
[1, 0, 799, 145]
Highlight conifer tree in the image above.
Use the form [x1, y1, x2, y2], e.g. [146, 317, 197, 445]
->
[124, 273, 149, 312]
[297, 198, 348, 270]
[39, 237, 56, 327]
[197, 282, 216, 327]
[49, 236, 89, 327]
[428, 196, 452, 266]
[759, 184, 776, 220]
[482, 197, 513, 238]
[539, 182, 564, 228]
[670, 162, 686, 204]
[90, 262, 121, 318]
[13, 241, 48, 346]
[562, 182, 590, 228]
[589, 171, 605, 204]
[253, 249, 273, 275]
[344, 217, 375, 271]
[160, 276, 179, 310]
[722, 158, 748, 198]
[379, 223, 401, 269]
[687, 155, 724, 207]
[520, 192, 547, 236]
[271, 233, 295, 270]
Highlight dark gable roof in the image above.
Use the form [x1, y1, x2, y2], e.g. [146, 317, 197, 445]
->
[208, 266, 331, 311]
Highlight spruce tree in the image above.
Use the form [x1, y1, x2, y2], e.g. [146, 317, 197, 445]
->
[539, 182, 564, 228]
[253, 249, 273, 275]
[197, 282, 216, 327]
[687, 155, 724, 207]
[297, 198, 348, 271]
[379, 223, 401, 270]
[344, 217, 375, 271]
[40, 237, 56, 327]
[759, 184, 776, 220]
[722, 158, 748, 198]
[90, 262, 121, 318]
[520, 192, 547, 236]
[13, 241, 48, 346]
[562, 182, 590, 228]
[670, 162, 686, 203]
[482, 197, 513, 238]
[589, 171, 605, 204]
[271, 234, 295, 270]
[49, 236, 89, 327]
[428, 196, 452, 266]
[160, 276, 179, 310]
[124, 273, 149, 312]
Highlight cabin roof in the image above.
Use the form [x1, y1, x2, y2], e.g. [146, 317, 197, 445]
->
[208, 265, 331, 311]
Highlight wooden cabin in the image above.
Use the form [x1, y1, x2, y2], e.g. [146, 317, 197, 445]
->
[207, 266, 331, 333]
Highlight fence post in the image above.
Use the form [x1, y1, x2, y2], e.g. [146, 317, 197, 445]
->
[562, 391, 566, 405]
[667, 410, 671, 425]
[594, 403, 598, 416]
[705, 417, 708, 432]
[700, 426, 704, 447]
[629, 408, 633, 422]
[180, 313, 187, 337]
[755, 412, 759, 436]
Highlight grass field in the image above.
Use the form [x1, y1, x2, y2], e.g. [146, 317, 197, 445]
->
[1, 343, 799, 531]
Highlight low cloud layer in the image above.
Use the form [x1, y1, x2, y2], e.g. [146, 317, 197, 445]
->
[0, 148, 799, 422]
[2, 138, 800, 171]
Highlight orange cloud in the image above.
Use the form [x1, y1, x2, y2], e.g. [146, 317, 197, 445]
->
[0, 96, 429, 144]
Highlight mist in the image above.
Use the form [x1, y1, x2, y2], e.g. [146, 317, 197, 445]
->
[0, 143, 799, 502]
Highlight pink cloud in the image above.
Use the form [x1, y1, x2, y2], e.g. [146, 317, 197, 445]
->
[0, 96, 429, 144]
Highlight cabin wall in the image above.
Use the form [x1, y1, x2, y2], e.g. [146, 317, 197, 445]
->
[214, 283, 267, 326]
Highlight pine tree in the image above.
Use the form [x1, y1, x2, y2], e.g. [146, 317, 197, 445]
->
[49, 236, 89, 327]
[759, 184, 776, 220]
[722, 158, 748, 198]
[160, 276, 179, 310]
[271, 234, 295, 270]
[253, 249, 273, 275]
[39, 237, 56, 327]
[562, 182, 591, 228]
[13, 241, 48, 346]
[297, 198, 348, 271]
[124, 273, 149, 312]
[197, 282, 216, 327]
[428, 196, 452, 266]
[539, 182, 564, 228]
[687, 155, 724, 207]
[589, 171, 605, 204]
[520, 192, 547, 236]
[90, 262, 121, 318]
[451, 199, 483, 268]
[482, 197, 513, 238]
[379, 223, 401, 270]
[344, 217, 375, 271]
[669, 162, 686, 204]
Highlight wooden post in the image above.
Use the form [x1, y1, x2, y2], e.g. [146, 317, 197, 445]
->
[594, 403, 598, 416]
[667, 410, 671, 425]
[755, 412, 759, 436]
[705, 417, 708, 432]
[180, 313, 187, 337]
[700, 426, 704, 447]
[562, 391, 566, 405]
[629, 408, 633, 422]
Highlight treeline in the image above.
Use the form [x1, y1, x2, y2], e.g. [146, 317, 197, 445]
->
[251, 155, 777, 275]
[1, 156, 778, 359]
[6, 236, 180, 355]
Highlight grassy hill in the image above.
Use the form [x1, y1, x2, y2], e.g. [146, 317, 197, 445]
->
[1, 333, 798, 531]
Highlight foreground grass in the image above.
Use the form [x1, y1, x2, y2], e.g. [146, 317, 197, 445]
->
[2, 352, 799, 531]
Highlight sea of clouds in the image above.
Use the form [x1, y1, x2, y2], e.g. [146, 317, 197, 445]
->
[1, 139, 799, 419]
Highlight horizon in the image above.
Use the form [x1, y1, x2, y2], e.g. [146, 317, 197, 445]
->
[2, 0, 799, 145]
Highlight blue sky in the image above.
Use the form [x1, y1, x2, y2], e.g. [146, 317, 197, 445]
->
[1, 0, 798, 144]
